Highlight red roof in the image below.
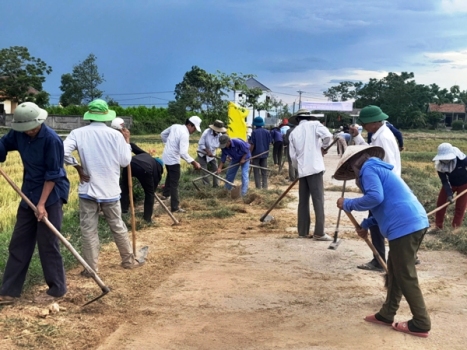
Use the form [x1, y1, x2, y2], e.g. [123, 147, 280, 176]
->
[428, 103, 465, 113]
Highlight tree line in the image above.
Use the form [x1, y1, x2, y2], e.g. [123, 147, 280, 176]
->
[1, 46, 466, 132]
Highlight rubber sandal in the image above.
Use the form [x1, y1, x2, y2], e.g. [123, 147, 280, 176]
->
[0, 295, 15, 305]
[34, 293, 63, 304]
[357, 262, 384, 272]
[364, 314, 392, 326]
[392, 321, 429, 338]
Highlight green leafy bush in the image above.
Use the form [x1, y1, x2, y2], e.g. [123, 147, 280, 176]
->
[451, 120, 464, 130]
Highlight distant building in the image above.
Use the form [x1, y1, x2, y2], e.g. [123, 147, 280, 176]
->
[427, 103, 466, 127]
[233, 78, 273, 126]
[0, 86, 39, 114]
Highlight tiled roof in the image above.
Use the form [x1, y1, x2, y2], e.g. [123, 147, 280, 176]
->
[428, 103, 466, 113]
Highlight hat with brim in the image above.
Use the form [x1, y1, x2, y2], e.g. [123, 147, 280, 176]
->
[11, 102, 48, 132]
[333, 145, 385, 180]
[357, 105, 388, 125]
[289, 108, 312, 126]
[253, 116, 265, 127]
[83, 99, 116, 122]
[432, 143, 456, 161]
[209, 120, 227, 133]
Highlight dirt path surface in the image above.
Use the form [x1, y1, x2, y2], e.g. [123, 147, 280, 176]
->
[2, 147, 467, 349]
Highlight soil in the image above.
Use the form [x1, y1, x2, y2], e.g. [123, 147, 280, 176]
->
[1, 147, 467, 349]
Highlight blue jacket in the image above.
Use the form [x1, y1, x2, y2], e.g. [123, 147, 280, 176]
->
[343, 158, 428, 240]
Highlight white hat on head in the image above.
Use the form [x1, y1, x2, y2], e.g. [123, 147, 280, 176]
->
[111, 117, 125, 130]
[189, 116, 202, 132]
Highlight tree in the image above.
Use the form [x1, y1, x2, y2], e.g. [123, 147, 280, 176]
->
[0, 46, 52, 103]
[323, 81, 360, 102]
[59, 53, 104, 106]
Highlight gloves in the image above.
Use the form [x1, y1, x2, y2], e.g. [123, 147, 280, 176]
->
[447, 196, 454, 204]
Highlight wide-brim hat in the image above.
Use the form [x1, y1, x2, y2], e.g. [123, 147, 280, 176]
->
[253, 116, 265, 127]
[432, 143, 456, 161]
[357, 105, 388, 124]
[289, 108, 312, 126]
[11, 102, 48, 132]
[333, 145, 385, 180]
[84, 99, 116, 121]
[209, 119, 227, 133]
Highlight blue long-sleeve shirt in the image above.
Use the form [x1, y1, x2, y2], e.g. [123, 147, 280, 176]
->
[343, 158, 428, 241]
[0, 125, 70, 208]
[221, 138, 251, 163]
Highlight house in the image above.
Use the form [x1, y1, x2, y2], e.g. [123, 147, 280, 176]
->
[233, 78, 273, 126]
[427, 103, 466, 127]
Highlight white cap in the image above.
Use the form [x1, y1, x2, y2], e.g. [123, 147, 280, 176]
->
[111, 117, 125, 130]
[189, 116, 202, 132]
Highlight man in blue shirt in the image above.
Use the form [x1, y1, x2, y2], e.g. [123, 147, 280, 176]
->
[335, 145, 430, 338]
[217, 135, 251, 197]
[0, 102, 69, 305]
[249, 116, 271, 189]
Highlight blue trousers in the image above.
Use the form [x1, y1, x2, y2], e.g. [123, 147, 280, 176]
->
[1, 200, 67, 298]
[224, 160, 250, 196]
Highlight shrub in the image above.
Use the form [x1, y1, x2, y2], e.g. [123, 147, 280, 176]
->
[451, 120, 464, 130]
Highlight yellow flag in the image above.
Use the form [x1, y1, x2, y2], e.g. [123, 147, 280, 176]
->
[227, 101, 249, 141]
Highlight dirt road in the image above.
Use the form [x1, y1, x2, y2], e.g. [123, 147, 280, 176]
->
[2, 146, 466, 349]
[94, 147, 467, 350]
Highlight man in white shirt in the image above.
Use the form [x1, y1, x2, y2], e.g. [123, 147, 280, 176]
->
[161, 116, 202, 213]
[63, 99, 143, 276]
[197, 120, 226, 187]
[349, 105, 401, 271]
[289, 109, 333, 240]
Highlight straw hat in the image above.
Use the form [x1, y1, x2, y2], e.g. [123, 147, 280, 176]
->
[209, 120, 227, 133]
[289, 108, 312, 126]
[333, 145, 385, 180]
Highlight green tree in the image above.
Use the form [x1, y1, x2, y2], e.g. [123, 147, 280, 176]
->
[0, 46, 52, 103]
[59, 73, 82, 106]
[323, 81, 360, 101]
[59, 53, 104, 105]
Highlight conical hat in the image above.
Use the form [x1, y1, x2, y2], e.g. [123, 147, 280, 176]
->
[333, 145, 385, 180]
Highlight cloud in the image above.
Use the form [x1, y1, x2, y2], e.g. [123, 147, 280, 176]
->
[440, 0, 467, 13]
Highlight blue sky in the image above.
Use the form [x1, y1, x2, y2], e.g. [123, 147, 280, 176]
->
[3, 0, 467, 108]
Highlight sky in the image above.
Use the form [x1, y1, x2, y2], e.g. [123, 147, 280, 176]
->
[3, 0, 467, 109]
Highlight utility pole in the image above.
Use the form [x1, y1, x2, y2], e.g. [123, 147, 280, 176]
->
[297, 90, 304, 109]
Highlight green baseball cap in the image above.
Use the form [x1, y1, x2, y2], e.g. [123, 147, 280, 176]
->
[357, 105, 388, 124]
[83, 99, 116, 121]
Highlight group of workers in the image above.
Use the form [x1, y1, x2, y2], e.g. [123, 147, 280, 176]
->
[2, 100, 467, 339]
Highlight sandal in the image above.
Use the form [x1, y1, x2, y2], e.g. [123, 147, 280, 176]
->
[392, 321, 429, 338]
[357, 262, 384, 272]
[364, 314, 392, 327]
[0, 295, 15, 305]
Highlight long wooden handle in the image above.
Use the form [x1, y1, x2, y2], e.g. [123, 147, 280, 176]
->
[198, 167, 236, 187]
[344, 211, 388, 273]
[154, 194, 179, 225]
[127, 166, 137, 257]
[0, 167, 110, 292]
[260, 178, 299, 221]
[426, 188, 467, 216]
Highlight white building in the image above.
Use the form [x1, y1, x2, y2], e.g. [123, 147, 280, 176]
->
[233, 78, 272, 126]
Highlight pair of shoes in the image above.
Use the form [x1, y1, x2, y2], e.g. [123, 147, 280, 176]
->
[357, 262, 384, 272]
[160, 196, 170, 200]
[80, 269, 96, 278]
[313, 233, 333, 241]
[427, 227, 441, 234]
[172, 208, 186, 213]
[122, 260, 145, 270]
[34, 293, 64, 304]
[0, 295, 16, 305]
[298, 235, 311, 239]
[364, 314, 393, 327]
[392, 321, 429, 338]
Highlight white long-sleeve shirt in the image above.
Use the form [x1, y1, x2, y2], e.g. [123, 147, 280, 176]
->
[63, 122, 132, 200]
[197, 128, 220, 162]
[289, 120, 333, 178]
[353, 123, 401, 176]
[161, 124, 194, 165]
